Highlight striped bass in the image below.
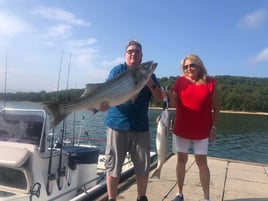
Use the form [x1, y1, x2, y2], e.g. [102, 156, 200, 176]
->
[42, 61, 157, 128]
[151, 96, 170, 179]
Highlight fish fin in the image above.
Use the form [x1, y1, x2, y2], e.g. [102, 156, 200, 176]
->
[156, 114, 161, 123]
[81, 83, 102, 97]
[150, 169, 161, 179]
[42, 101, 67, 128]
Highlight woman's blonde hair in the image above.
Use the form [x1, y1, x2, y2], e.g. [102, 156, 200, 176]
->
[180, 54, 208, 83]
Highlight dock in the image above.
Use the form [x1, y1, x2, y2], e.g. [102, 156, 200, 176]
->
[97, 154, 268, 201]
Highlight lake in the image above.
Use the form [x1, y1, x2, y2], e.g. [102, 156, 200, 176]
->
[1, 101, 268, 164]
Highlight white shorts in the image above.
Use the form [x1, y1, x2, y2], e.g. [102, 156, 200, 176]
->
[174, 135, 209, 155]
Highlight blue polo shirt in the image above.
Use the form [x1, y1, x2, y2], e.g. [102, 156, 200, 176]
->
[104, 63, 159, 132]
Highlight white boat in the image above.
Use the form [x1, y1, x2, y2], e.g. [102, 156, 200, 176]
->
[0, 107, 156, 201]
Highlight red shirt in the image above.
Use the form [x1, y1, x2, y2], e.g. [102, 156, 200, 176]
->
[172, 76, 215, 139]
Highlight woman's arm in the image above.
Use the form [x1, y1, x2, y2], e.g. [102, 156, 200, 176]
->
[212, 88, 220, 126]
[209, 88, 220, 142]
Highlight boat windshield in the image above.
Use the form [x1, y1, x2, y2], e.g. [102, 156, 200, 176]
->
[0, 167, 27, 190]
[0, 109, 45, 146]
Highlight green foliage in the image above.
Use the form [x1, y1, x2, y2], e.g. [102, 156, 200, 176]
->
[154, 75, 268, 112]
[1, 75, 268, 112]
[215, 76, 268, 112]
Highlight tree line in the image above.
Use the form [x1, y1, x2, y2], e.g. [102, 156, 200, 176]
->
[1, 75, 268, 112]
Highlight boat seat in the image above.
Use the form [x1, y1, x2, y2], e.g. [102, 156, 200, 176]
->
[63, 146, 99, 164]
[0, 146, 30, 167]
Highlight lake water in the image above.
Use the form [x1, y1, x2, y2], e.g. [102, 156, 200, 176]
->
[1, 101, 268, 164]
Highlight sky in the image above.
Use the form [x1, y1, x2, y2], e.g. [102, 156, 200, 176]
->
[0, 0, 268, 92]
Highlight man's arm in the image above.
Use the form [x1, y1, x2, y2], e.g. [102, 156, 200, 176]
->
[147, 77, 163, 102]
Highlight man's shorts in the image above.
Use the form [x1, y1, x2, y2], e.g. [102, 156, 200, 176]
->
[105, 128, 151, 177]
[174, 135, 209, 155]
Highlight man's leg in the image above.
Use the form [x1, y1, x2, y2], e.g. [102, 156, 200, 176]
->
[136, 174, 148, 199]
[107, 175, 120, 200]
[130, 131, 150, 200]
[105, 128, 126, 201]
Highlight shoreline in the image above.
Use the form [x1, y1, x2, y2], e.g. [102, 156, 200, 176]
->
[149, 107, 268, 115]
[1, 101, 267, 116]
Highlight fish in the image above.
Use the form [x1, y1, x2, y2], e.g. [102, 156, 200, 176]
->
[151, 96, 170, 179]
[42, 61, 157, 128]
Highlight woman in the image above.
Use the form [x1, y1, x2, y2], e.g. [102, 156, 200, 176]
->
[168, 54, 220, 201]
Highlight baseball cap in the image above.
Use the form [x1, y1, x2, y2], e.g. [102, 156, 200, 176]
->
[125, 40, 142, 51]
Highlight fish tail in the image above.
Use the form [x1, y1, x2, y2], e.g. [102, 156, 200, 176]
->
[150, 169, 161, 179]
[42, 101, 67, 128]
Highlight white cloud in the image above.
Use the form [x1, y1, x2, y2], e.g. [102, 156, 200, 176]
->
[73, 49, 99, 68]
[33, 7, 90, 27]
[253, 48, 268, 63]
[0, 12, 35, 38]
[32, 7, 92, 46]
[57, 38, 100, 69]
[64, 38, 97, 48]
[238, 9, 267, 29]
[41, 24, 72, 40]
[0, 5, 119, 91]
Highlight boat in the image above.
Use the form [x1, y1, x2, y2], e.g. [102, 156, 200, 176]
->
[0, 107, 156, 201]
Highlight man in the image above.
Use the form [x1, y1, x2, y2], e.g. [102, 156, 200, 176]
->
[103, 40, 162, 201]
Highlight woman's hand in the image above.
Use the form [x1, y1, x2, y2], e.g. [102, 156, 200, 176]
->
[161, 90, 168, 99]
[163, 90, 178, 108]
[209, 127, 216, 143]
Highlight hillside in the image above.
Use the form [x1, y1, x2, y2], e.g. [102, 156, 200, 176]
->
[1, 75, 268, 112]
[156, 75, 268, 112]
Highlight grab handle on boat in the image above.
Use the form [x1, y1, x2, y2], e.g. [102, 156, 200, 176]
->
[30, 182, 41, 200]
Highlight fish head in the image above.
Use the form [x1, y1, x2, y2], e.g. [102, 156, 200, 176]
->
[132, 61, 157, 89]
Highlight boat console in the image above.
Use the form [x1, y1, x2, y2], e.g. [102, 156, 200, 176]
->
[0, 108, 100, 201]
[0, 108, 45, 149]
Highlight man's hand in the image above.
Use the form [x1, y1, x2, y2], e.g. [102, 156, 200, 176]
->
[146, 78, 156, 89]
[99, 101, 109, 112]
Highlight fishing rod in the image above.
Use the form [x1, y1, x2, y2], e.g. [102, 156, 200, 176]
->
[57, 52, 72, 189]
[46, 50, 64, 194]
[3, 54, 8, 108]
[67, 53, 75, 146]
[57, 51, 64, 92]
[72, 112, 76, 146]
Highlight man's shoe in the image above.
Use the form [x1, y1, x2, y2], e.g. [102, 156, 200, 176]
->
[172, 194, 184, 201]
[137, 195, 148, 201]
